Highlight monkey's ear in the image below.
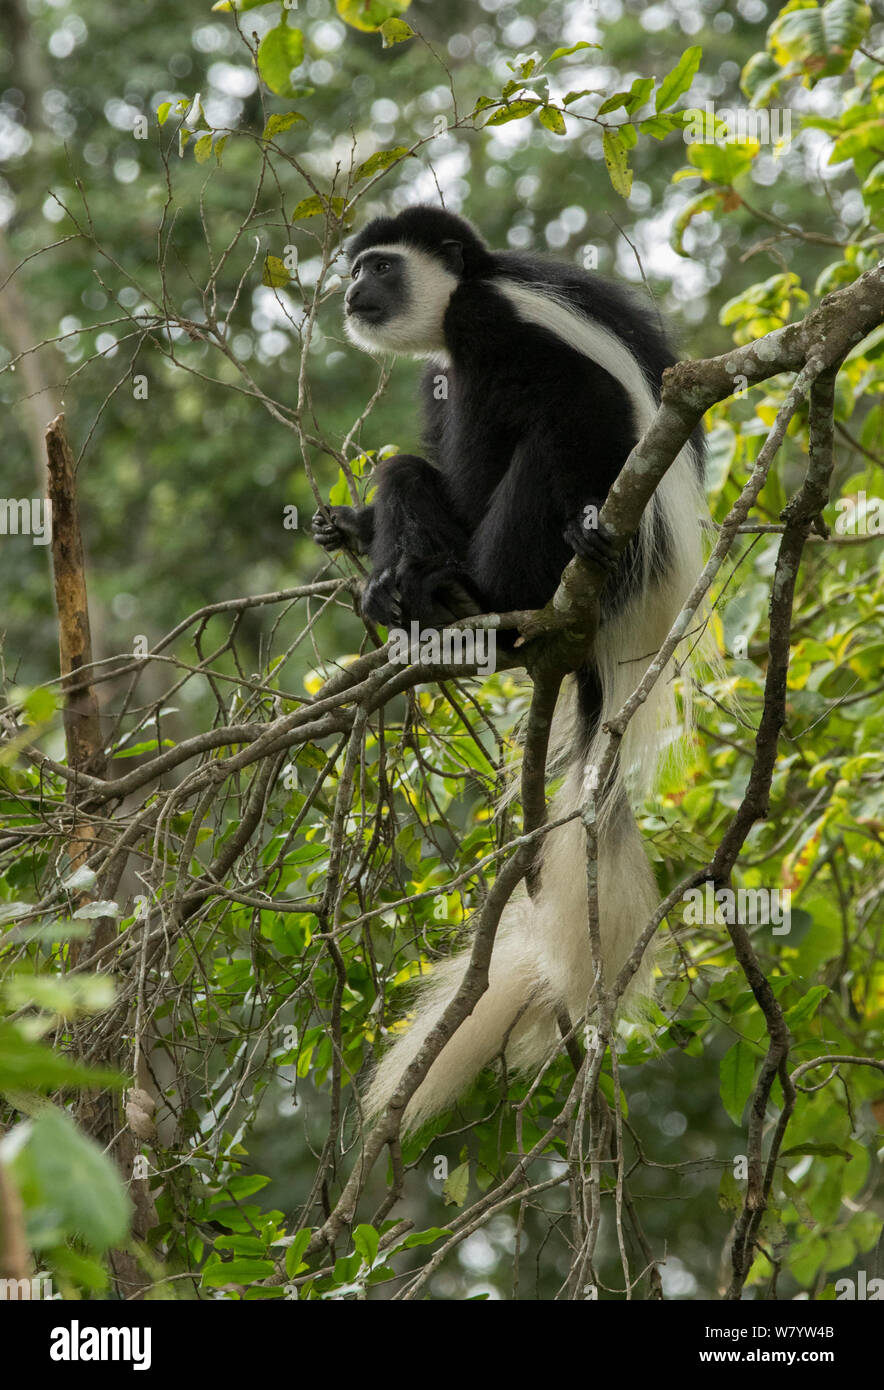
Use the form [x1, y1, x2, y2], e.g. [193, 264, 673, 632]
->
[439, 239, 464, 275]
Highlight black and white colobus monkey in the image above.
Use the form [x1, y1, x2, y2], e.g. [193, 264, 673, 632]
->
[313, 205, 707, 1132]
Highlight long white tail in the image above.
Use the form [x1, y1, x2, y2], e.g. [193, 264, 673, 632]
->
[363, 438, 708, 1134]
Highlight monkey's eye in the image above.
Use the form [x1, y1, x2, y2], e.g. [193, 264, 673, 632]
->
[351, 264, 361, 280]
[375, 260, 391, 274]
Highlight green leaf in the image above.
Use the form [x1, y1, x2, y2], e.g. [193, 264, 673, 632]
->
[640, 113, 687, 139]
[112, 737, 174, 759]
[563, 88, 602, 105]
[5, 968, 114, 1014]
[0, 1022, 122, 1092]
[784, 984, 829, 1027]
[263, 111, 307, 141]
[332, 1251, 362, 1283]
[353, 1223, 379, 1264]
[485, 99, 541, 126]
[225, 1173, 271, 1199]
[720, 1039, 758, 1125]
[257, 24, 305, 99]
[655, 45, 702, 112]
[284, 1227, 312, 1277]
[402, 1226, 451, 1248]
[718, 1168, 742, 1211]
[193, 133, 213, 164]
[626, 76, 655, 112]
[214, 1234, 267, 1255]
[687, 137, 758, 184]
[21, 1108, 131, 1251]
[353, 146, 411, 180]
[597, 90, 631, 116]
[549, 41, 600, 61]
[380, 18, 414, 46]
[830, 120, 884, 165]
[781, 1142, 854, 1160]
[157, 101, 172, 125]
[262, 255, 290, 288]
[602, 128, 632, 197]
[291, 195, 347, 220]
[202, 1258, 275, 1286]
[672, 190, 721, 256]
[537, 106, 566, 135]
[336, 0, 411, 33]
[442, 1160, 470, 1207]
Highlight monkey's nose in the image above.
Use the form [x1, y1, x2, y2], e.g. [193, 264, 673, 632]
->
[345, 285, 381, 319]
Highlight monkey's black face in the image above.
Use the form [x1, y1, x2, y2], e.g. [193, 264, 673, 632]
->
[343, 243, 460, 357]
[344, 251, 406, 333]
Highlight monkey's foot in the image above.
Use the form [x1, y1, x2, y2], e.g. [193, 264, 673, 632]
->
[361, 556, 480, 628]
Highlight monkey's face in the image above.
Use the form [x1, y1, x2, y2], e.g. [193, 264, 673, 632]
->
[344, 245, 459, 357]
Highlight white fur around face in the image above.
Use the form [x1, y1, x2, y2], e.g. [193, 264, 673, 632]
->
[344, 243, 460, 357]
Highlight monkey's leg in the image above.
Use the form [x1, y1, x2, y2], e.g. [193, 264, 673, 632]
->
[363, 454, 481, 626]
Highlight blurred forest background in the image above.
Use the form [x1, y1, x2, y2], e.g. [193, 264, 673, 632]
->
[1, 0, 884, 1302]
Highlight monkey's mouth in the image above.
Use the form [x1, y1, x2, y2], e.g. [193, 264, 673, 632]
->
[346, 303, 385, 322]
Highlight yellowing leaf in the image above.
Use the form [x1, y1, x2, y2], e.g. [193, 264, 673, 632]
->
[263, 111, 307, 141]
[538, 106, 566, 135]
[485, 99, 540, 126]
[443, 1160, 470, 1207]
[212, 0, 275, 10]
[336, 0, 411, 33]
[262, 254, 290, 288]
[353, 146, 411, 180]
[291, 195, 347, 220]
[380, 17, 414, 45]
[602, 128, 632, 197]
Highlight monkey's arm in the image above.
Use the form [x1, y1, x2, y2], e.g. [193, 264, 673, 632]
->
[362, 454, 479, 626]
[311, 504, 375, 555]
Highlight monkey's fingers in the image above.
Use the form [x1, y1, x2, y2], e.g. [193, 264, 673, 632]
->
[563, 516, 620, 574]
[311, 510, 349, 551]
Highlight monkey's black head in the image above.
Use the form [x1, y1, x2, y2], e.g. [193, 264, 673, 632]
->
[343, 206, 491, 357]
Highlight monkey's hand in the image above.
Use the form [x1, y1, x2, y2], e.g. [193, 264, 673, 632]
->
[311, 505, 372, 554]
[563, 504, 619, 575]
